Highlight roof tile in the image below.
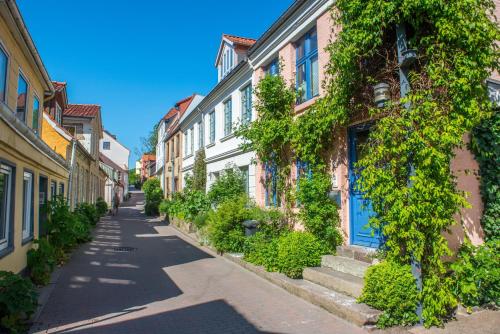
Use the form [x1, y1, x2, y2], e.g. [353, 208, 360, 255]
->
[64, 104, 101, 118]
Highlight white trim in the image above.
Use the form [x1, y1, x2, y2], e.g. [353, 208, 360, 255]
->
[0, 164, 12, 251]
[22, 171, 33, 240]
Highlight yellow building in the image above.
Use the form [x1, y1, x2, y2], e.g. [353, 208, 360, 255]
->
[0, 1, 69, 273]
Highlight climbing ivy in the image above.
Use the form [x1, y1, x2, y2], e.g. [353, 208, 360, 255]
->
[320, 0, 499, 327]
[471, 110, 499, 241]
[192, 149, 207, 193]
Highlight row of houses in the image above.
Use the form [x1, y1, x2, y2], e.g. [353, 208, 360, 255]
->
[0, 0, 129, 274]
[153, 0, 499, 252]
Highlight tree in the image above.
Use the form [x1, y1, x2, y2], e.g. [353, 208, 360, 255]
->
[140, 123, 159, 154]
[192, 150, 207, 192]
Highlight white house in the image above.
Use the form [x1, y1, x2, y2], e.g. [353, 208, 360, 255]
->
[100, 130, 130, 196]
[180, 35, 256, 198]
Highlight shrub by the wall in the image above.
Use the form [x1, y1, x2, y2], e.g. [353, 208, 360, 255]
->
[207, 166, 246, 207]
[142, 178, 163, 216]
[276, 231, 327, 279]
[96, 197, 108, 217]
[358, 261, 419, 328]
[26, 239, 57, 286]
[243, 232, 281, 272]
[207, 195, 249, 253]
[451, 240, 500, 308]
[0, 271, 38, 333]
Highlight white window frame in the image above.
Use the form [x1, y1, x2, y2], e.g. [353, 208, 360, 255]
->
[0, 164, 13, 252]
[22, 171, 33, 241]
[55, 102, 62, 124]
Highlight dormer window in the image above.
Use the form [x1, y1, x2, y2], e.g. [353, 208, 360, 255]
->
[221, 46, 234, 79]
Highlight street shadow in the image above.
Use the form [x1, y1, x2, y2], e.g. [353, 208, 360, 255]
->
[31, 199, 214, 333]
[64, 300, 277, 334]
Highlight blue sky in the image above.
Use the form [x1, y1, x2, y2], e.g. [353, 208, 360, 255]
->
[17, 0, 292, 166]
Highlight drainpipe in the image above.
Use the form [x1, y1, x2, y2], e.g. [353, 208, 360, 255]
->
[396, 23, 423, 325]
[67, 139, 77, 208]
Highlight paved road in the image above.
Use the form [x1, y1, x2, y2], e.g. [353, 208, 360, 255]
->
[31, 191, 367, 334]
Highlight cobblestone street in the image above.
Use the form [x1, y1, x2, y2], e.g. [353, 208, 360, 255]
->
[31, 192, 367, 334]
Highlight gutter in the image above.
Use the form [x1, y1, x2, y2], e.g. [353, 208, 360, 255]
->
[67, 139, 77, 207]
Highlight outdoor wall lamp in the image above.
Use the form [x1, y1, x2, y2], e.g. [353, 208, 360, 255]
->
[373, 82, 390, 107]
[167, 166, 172, 172]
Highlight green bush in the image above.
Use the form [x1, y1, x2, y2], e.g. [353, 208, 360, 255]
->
[142, 178, 163, 216]
[296, 172, 342, 251]
[358, 261, 419, 328]
[96, 197, 108, 217]
[276, 231, 327, 279]
[451, 240, 500, 308]
[27, 239, 57, 286]
[243, 232, 281, 271]
[193, 211, 210, 229]
[0, 271, 38, 333]
[207, 195, 249, 253]
[75, 203, 99, 226]
[207, 166, 246, 207]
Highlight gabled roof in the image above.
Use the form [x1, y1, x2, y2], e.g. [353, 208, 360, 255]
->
[161, 94, 197, 121]
[141, 154, 156, 162]
[64, 104, 101, 118]
[215, 34, 256, 67]
[52, 81, 66, 92]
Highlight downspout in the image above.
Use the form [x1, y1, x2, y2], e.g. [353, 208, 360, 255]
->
[67, 139, 77, 208]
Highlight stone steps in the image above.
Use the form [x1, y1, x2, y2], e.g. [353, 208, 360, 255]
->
[303, 266, 364, 298]
[321, 255, 371, 278]
[223, 253, 381, 327]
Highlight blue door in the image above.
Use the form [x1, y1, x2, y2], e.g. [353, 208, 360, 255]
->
[348, 125, 381, 248]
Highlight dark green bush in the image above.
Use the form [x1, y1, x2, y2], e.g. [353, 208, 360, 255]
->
[243, 232, 281, 271]
[207, 166, 246, 207]
[276, 231, 327, 279]
[296, 172, 342, 251]
[0, 271, 38, 333]
[143, 178, 163, 216]
[96, 197, 108, 217]
[75, 203, 99, 226]
[451, 240, 500, 308]
[358, 261, 419, 328]
[193, 211, 210, 229]
[207, 195, 249, 253]
[27, 239, 57, 286]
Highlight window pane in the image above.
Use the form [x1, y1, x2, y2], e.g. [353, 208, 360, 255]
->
[224, 100, 232, 135]
[210, 112, 215, 143]
[190, 127, 194, 153]
[309, 29, 318, 53]
[32, 96, 40, 133]
[296, 38, 305, 60]
[17, 74, 28, 122]
[311, 56, 319, 97]
[0, 166, 11, 247]
[22, 172, 33, 240]
[0, 48, 7, 102]
[297, 63, 307, 103]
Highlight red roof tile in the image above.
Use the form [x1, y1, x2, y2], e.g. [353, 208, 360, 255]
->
[162, 94, 196, 120]
[52, 81, 66, 92]
[141, 154, 156, 162]
[64, 104, 101, 118]
[223, 34, 256, 47]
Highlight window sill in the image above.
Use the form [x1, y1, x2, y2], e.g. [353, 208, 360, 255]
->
[0, 245, 14, 260]
[295, 96, 319, 114]
[22, 235, 34, 246]
[220, 133, 235, 142]
[206, 142, 215, 149]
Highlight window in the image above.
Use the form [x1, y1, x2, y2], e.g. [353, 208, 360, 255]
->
[176, 135, 180, 158]
[209, 111, 215, 144]
[0, 164, 13, 252]
[59, 183, 65, 197]
[184, 131, 188, 155]
[190, 126, 194, 154]
[296, 28, 319, 104]
[22, 171, 34, 241]
[240, 166, 249, 194]
[265, 58, 279, 76]
[55, 103, 62, 124]
[0, 46, 8, 102]
[241, 84, 252, 125]
[103, 141, 111, 150]
[224, 99, 232, 136]
[264, 163, 280, 207]
[221, 47, 234, 79]
[198, 121, 203, 149]
[16, 73, 28, 122]
[50, 181, 57, 200]
[32, 96, 40, 135]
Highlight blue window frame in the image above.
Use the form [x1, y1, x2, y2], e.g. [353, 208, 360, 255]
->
[264, 162, 280, 207]
[265, 58, 279, 76]
[0, 46, 8, 102]
[209, 111, 215, 144]
[241, 84, 252, 125]
[16, 73, 28, 123]
[224, 99, 232, 136]
[296, 28, 319, 104]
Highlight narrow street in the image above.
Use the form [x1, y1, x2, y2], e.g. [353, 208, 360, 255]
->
[31, 192, 367, 334]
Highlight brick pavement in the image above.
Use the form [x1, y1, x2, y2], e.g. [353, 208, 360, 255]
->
[30, 191, 367, 334]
